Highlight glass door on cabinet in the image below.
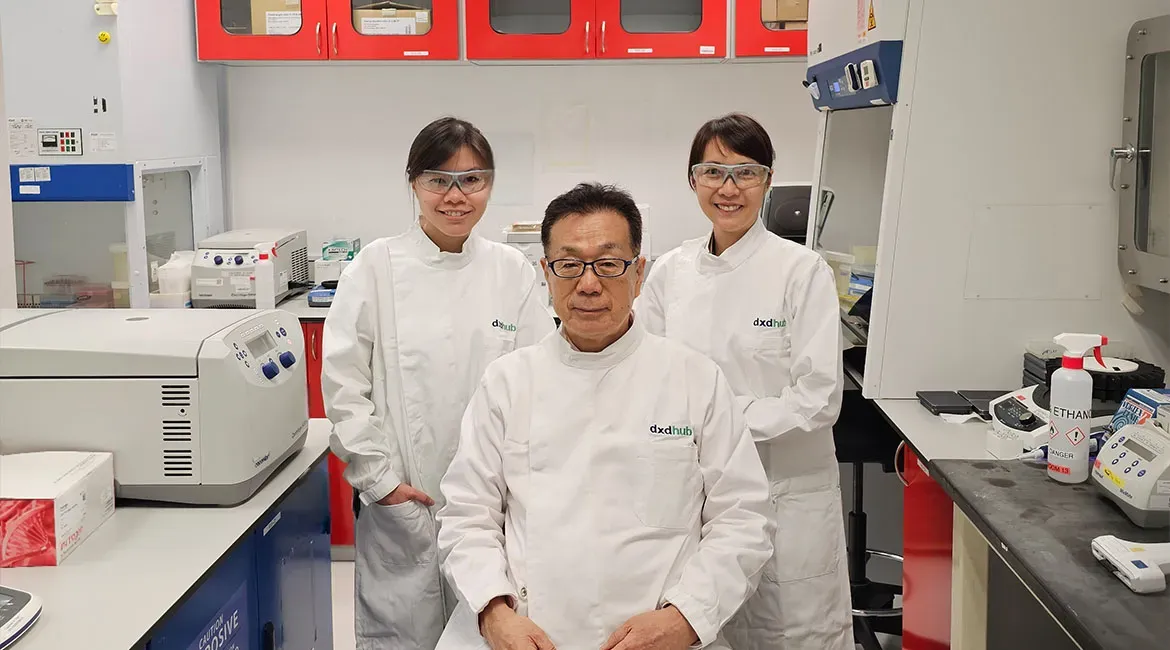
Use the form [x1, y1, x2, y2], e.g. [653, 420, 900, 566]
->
[330, 0, 459, 60]
[196, 0, 329, 61]
[596, 0, 726, 59]
[734, 0, 808, 57]
[466, 0, 595, 60]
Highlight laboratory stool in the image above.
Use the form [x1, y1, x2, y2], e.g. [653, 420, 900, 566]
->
[833, 387, 905, 650]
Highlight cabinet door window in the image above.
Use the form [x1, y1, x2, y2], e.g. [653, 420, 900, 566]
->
[490, 0, 572, 35]
[223, 0, 305, 36]
[1137, 51, 1170, 257]
[762, 0, 807, 32]
[621, 0, 701, 34]
[352, 0, 433, 36]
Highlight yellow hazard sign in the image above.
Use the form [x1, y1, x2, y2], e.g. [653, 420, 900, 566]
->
[868, 1, 877, 31]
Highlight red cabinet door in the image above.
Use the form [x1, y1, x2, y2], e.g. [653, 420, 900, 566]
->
[301, 321, 326, 418]
[734, 0, 808, 57]
[466, 0, 597, 60]
[596, 0, 726, 59]
[196, 0, 329, 61]
[327, 0, 460, 60]
[902, 447, 954, 650]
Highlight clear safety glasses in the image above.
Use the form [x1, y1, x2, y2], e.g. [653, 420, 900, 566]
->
[416, 169, 495, 195]
[547, 257, 639, 279]
[690, 163, 772, 190]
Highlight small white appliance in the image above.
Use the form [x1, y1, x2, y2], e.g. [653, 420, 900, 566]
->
[990, 384, 1117, 450]
[0, 586, 41, 650]
[192, 229, 310, 308]
[1092, 535, 1170, 594]
[0, 309, 308, 506]
[1092, 420, 1170, 529]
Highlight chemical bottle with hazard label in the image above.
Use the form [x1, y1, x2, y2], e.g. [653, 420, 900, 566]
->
[1048, 333, 1108, 483]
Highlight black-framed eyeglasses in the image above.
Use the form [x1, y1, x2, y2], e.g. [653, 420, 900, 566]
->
[415, 169, 495, 195]
[690, 163, 772, 190]
[547, 257, 639, 279]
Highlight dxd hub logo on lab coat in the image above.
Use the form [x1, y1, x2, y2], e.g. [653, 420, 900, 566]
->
[650, 423, 694, 438]
[492, 319, 517, 332]
[754, 317, 786, 328]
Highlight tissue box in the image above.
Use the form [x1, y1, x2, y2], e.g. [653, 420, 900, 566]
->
[0, 452, 115, 567]
[322, 238, 362, 261]
[1110, 388, 1170, 434]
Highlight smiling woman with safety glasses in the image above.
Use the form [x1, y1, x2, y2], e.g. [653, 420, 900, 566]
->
[321, 117, 555, 650]
[636, 113, 854, 650]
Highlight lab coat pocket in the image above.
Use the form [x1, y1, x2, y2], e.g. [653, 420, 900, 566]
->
[365, 500, 438, 566]
[765, 484, 843, 584]
[635, 444, 701, 530]
[486, 331, 518, 360]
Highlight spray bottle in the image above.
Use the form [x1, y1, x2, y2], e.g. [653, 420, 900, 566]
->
[1047, 333, 1108, 483]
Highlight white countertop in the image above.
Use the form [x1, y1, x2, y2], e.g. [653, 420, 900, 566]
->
[2, 420, 332, 650]
[876, 398, 994, 462]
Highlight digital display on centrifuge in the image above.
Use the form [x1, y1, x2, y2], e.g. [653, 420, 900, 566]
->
[1123, 438, 1157, 462]
[246, 331, 276, 358]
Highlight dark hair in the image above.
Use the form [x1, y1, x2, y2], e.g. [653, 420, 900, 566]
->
[406, 117, 494, 182]
[687, 113, 775, 186]
[541, 183, 643, 256]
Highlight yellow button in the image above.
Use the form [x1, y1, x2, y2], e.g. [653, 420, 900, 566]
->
[98, 31, 111, 44]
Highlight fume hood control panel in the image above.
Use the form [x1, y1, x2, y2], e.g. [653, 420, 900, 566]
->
[806, 41, 902, 111]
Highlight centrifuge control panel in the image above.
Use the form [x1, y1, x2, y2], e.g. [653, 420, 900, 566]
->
[225, 320, 300, 385]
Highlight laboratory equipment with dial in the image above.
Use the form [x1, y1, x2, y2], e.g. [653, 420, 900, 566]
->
[0, 309, 308, 506]
[191, 229, 310, 308]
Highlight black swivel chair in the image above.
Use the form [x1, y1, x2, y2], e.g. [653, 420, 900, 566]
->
[764, 184, 903, 650]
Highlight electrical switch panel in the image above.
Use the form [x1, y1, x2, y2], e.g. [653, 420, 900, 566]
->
[38, 129, 83, 156]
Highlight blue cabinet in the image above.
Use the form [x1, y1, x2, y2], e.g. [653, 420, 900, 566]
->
[146, 461, 332, 650]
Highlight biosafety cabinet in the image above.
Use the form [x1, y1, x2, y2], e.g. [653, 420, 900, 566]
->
[1, 0, 226, 309]
[807, 0, 1170, 399]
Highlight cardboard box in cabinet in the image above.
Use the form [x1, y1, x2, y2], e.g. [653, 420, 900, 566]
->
[0, 451, 115, 567]
[251, 0, 304, 36]
[352, 8, 432, 36]
[763, 0, 808, 23]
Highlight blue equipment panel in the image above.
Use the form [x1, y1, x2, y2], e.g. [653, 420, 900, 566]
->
[9, 164, 135, 202]
[806, 41, 904, 111]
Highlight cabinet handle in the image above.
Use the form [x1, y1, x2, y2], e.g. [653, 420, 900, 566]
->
[332, 22, 338, 56]
[601, 20, 606, 54]
[585, 21, 591, 55]
[894, 440, 909, 487]
[315, 22, 322, 55]
[310, 329, 318, 360]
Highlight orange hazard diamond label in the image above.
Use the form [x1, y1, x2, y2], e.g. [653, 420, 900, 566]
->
[1066, 427, 1086, 446]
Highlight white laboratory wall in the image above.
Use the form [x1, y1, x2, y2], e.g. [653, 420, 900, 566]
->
[0, 26, 12, 309]
[866, 0, 1170, 398]
[224, 62, 819, 255]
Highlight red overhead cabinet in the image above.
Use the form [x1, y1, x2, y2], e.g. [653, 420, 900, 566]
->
[196, 0, 459, 61]
[735, 0, 809, 57]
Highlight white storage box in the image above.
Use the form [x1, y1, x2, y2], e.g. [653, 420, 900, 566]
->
[0, 452, 115, 567]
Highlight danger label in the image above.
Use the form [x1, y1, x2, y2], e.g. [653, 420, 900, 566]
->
[1066, 427, 1086, 446]
[868, 1, 877, 30]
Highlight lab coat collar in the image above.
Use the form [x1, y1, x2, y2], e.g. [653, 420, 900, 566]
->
[555, 314, 643, 369]
[697, 218, 768, 273]
[406, 220, 480, 269]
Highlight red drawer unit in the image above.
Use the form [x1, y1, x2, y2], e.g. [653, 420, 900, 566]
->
[301, 321, 355, 548]
[902, 445, 954, 650]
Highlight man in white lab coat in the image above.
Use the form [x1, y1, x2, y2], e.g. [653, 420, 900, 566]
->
[434, 182, 775, 650]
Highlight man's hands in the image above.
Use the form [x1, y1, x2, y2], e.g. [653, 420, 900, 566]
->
[600, 606, 699, 650]
[479, 597, 557, 650]
[377, 483, 435, 507]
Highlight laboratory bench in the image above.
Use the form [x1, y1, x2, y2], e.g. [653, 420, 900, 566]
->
[876, 398, 1169, 650]
[1, 420, 334, 650]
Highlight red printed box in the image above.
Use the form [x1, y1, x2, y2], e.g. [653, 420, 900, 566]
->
[0, 452, 115, 568]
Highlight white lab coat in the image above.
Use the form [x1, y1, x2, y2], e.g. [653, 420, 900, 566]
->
[322, 224, 555, 650]
[636, 218, 853, 650]
[435, 321, 775, 650]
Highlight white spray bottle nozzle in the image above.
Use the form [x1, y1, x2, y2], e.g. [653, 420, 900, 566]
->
[1054, 333, 1108, 367]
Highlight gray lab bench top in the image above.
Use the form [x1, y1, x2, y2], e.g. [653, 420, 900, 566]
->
[1, 421, 331, 650]
[931, 459, 1170, 650]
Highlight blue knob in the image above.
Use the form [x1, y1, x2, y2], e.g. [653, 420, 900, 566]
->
[214, 255, 223, 265]
[235, 255, 244, 265]
[262, 361, 280, 380]
[279, 351, 296, 369]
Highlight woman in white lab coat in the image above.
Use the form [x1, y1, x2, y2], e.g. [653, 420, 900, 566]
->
[321, 117, 555, 650]
[635, 113, 853, 650]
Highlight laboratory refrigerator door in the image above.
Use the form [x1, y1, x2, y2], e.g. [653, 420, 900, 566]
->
[594, 0, 727, 59]
[196, 0, 330, 61]
[466, 0, 597, 60]
[327, 0, 460, 60]
[734, 0, 808, 57]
